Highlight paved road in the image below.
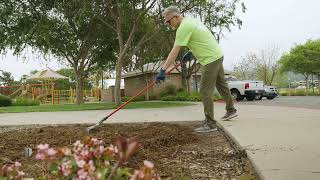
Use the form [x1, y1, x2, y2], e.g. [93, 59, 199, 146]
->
[1, 102, 320, 180]
[237, 96, 320, 110]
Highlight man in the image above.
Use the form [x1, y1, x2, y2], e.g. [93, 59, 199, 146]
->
[156, 6, 238, 133]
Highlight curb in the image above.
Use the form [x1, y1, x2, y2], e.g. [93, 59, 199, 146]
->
[216, 121, 265, 180]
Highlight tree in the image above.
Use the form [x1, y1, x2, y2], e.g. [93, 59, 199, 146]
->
[279, 39, 320, 90]
[0, 70, 15, 86]
[255, 47, 280, 85]
[232, 52, 258, 80]
[232, 47, 280, 85]
[1, 0, 116, 104]
[99, 0, 161, 105]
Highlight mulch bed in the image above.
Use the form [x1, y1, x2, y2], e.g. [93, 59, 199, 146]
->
[0, 122, 258, 179]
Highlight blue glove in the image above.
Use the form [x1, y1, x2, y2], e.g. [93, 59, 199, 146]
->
[156, 68, 166, 84]
[182, 51, 193, 62]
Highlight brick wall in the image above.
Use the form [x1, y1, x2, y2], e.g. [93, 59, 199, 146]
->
[124, 73, 184, 98]
[101, 88, 113, 102]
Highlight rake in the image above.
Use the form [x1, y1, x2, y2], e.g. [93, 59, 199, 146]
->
[86, 62, 183, 133]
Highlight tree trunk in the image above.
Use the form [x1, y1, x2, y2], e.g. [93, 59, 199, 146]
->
[318, 74, 320, 94]
[114, 60, 123, 105]
[305, 74, 309, 96]
[181, 63, 188, 91]
[195, 72, 199, 92]
[145, 75, 149, 101]
[186, 77, 191, 94]
[75, 72, 84, 105]
[312, 74, 314, 94]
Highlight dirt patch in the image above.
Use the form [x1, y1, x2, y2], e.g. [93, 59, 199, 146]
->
[0, 122, 258, 179]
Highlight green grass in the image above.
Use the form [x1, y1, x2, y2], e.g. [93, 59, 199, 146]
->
[0, 101, 195, 113]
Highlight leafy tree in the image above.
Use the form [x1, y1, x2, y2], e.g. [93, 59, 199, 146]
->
[0, 70, 15, 86]
[279, 39, 320, 89]
[1, 0, 116, 104]
[233, 47, 280, 85]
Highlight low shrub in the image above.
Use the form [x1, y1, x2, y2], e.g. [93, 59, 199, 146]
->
[159, 85, 177, 97]
[187, 95, 202, 101]
[121, 95, 145, 102]
[213, 94, 223, 101]
[279, 91, 288, 96]
[161, 95, 179, 101]
[13, 98, 40, 106]
[0, 94, 12, 107]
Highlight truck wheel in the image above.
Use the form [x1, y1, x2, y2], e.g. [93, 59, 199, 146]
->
[246, 95, 255, 101]
[267, 96, 274, 100]
[230, 89, 243, 101]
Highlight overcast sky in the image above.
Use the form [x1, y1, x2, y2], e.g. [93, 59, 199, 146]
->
[1, 0, 320, 80]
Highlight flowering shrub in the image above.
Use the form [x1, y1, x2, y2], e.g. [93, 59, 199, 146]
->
[0, 136, 160, 180]
[0, 161, 25, 180]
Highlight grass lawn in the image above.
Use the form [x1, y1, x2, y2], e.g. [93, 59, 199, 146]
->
[0, 101, 195, 113]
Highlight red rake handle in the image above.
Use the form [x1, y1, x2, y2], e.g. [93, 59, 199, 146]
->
[100, 62, 182, 122]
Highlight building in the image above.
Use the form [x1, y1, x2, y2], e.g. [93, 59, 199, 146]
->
[122, 61, 201, 98]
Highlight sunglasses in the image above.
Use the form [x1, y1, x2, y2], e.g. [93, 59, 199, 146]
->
[165, 16, 176, 25]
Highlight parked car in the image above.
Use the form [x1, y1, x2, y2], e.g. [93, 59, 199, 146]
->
[225, 75, 265, 101]
[260, 86, 278, 100]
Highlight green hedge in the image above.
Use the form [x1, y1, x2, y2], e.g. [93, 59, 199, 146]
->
[13, 98, 40, 106]
[159, 85, 177, 98]
[121, 95, 145, 102]
[0, 94, 12, 107]
[279, 88, 320, 96]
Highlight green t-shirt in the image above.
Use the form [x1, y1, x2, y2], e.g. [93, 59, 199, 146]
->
[174, 17, 223, 65]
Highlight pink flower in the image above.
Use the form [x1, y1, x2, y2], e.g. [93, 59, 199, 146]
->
[48, 148, 57, 156]
[88, 160, 95, 171]
[18, 171, 25, 176]
[60, 161, 72, 176]
[77, 169, 88, 179]
[99, 145, 105, 153]
[76, 159, 86, 168]
[144, 160, 154, 169]
[36, 153, 46, 160]
[80, 149, 89, 157]
[37, 144, 49, 151]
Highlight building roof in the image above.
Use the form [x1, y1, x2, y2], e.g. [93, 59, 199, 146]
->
[28, 67, 68, 80]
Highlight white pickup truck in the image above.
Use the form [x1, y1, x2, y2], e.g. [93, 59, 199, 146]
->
[225, 75, 265, 101]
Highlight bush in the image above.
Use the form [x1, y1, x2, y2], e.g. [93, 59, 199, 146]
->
[148, 93, 157, 100]
[159, 85, 177, 97]
[13, 98, 40, 106]
[121, 95, 145, 102]
[279, 91, 288, 96]
[0, 94, 12, 107]
[161, 95, 179, 101]
[187, 95, 202, 101]
[213, 94, 223, 101]
[294, 89, 307, 96]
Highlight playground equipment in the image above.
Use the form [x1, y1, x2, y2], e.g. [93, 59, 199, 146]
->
[0, 67, 102, 104]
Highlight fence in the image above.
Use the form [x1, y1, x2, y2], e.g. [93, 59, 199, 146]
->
[0, 84, 101, 104]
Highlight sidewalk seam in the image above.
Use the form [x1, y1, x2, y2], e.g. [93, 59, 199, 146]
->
[216, 122, 265, 180]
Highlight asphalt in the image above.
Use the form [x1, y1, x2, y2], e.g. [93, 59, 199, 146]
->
[1, 101, 320, 180]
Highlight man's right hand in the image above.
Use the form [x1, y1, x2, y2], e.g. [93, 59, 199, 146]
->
[155, 68, 166, 84]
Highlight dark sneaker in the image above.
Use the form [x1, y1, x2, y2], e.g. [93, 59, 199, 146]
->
[221, 110, 238, 121]
[193, 123, 218, 133]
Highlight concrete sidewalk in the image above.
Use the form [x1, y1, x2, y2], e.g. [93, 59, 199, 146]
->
[1, 103, 320, 180]
[219, 104, 320, 180]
